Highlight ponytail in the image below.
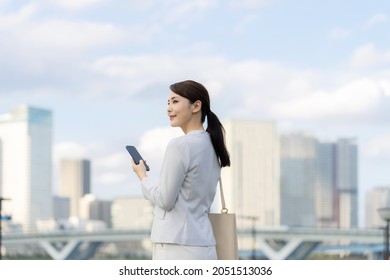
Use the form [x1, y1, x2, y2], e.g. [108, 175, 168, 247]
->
[206, 111, 230, 167]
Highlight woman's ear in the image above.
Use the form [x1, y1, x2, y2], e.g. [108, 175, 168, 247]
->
[192, 100, 202, 113]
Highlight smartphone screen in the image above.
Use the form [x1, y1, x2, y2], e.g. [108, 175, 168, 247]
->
[126, 145, 150, 171]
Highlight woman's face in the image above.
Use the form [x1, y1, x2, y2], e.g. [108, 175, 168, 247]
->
[167, 91, 193, 129]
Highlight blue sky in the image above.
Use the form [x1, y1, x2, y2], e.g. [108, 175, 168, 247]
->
[1, 0, 390, 226]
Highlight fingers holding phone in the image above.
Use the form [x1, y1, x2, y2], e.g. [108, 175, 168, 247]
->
[126, 145, 150, 171]
[126, 145, 150, 181]
[132, 159, 147, 181]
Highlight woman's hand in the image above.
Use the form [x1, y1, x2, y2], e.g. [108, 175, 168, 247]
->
[132, 159, 147, 181]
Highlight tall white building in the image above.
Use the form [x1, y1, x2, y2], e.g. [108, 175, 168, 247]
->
[365, 186, 390, 228]
[221, 120, 280, 228]
[59, 159, 90, 217]
[0, 105, 53, 231]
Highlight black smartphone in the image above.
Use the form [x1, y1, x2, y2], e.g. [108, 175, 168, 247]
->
[126, 145, 150, 171]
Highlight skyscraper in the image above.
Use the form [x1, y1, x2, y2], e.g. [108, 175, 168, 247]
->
[315, 138, 358, 228]
[315, 142, 336, 227]
[279, 134, 358, 228]
[0, 105, 53, 231]
[221, 120, 280, 228]
[280, 132, 317, 227]
[59, 159, 91, 217]
[335, 139, 358, 228]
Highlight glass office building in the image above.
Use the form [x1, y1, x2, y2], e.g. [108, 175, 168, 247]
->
[315, 139, 358, 228]
[280, 134, 358, 228]
[0, 105, 53, 231]
[280, 132, 317, 227]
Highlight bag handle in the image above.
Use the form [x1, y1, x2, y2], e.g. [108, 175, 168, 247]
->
[218, 177, 229, 214]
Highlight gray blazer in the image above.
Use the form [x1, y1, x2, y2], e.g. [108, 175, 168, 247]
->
[141, 130, 221, 246]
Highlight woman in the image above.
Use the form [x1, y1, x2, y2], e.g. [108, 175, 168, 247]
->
[132, 80, 230, 260]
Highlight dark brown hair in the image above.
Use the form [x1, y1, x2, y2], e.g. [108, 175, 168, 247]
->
[169, 80, 230, 167]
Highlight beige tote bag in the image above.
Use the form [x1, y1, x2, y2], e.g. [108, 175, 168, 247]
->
[208, 178, 239, 260]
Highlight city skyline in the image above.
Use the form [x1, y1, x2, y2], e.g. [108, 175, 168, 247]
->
[1, 1, 390, 228]
[0, 103, 378, 230]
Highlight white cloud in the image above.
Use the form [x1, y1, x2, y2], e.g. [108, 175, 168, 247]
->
[163, 0, 218, 25]
[20, 19, 125, 51]
[0, 17, 125, 73]
[88, 54, 229, 97]
[94, 152, 128, 170]
[364, 133, 390, 161]
[139, 126, 183, 164]
[88, 55, 312, 110]
[44, 0, 107, 11]
[0, 2, 37, 28]
[364, 13, 388, 29]
[379, 79, 390, 96]
[228, 0, 269, 9]
[0, 0, 10, 7]
[271, 78, 383, 120]
[350, 43, 390, 67]
[0, 11, 130, 92]
[95, 172, 128, 185]
[87, 127, 182, 188]
[91, 153, 130, 186]
[125, 0, 160, 11]
[87, 54, 390, 124]
[205, 80, 224, 97]
[54, 142, 89, 162]
[220, 60, 322, 117]
[1, 4, 389, 126]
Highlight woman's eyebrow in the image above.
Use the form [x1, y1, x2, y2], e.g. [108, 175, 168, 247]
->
[168, 96, 178, 102]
